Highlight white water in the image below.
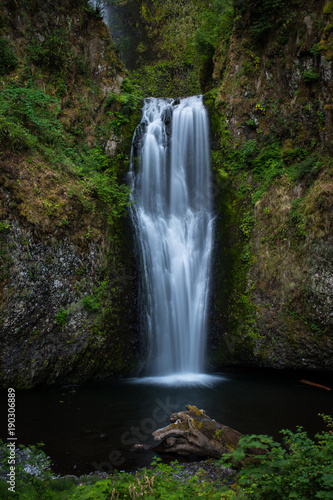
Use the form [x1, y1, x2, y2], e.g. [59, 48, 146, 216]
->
[130, 96, 214, 378]
[130, 373, 224, 387]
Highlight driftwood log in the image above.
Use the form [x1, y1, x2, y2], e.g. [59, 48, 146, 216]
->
[152, 405, 242, 458]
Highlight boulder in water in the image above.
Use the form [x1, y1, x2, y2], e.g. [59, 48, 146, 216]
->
[152, 405, 242, 458]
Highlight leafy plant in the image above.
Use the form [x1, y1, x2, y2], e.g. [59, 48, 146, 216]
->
[0, 85, 63, 149]
[195, 0, 234, 58]
[82, 295, 100, 313]
[28, 28, 88, 77]
[310, 43, 321, 56]
[237, 0, 288, 44]
[220, 415, 333, 499]
[55, 308, 68, 328]
[245, 119, 257, 129]
[289, 156, 321, 182]
[301, 66, 320, 83]
[0, 220, 11, 233]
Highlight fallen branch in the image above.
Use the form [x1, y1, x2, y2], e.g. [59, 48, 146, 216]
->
[300, 379, 332, 391]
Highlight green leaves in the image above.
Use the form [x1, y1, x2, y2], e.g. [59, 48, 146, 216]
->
[55, 308, 68, 328]
[301, 67, 320, 83]
[0, 85, 62, 150]
[28, 27, 88, 77]
[195, 0, 234, 58]
[0, 81, 131, 226]
[240, 0, 288, 44]
[220, 415, 333, 499]
[1, 417, 332, 499]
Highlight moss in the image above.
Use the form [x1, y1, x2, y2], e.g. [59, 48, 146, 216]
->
[187, 405, 204, 417]
[130, 61, 200, 98]
[319, 42, 328, 51]
[323, 1, 333, 15]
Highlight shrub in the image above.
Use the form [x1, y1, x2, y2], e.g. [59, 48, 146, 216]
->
[221, 414, 333, 499]
[55, 308, 68, 328]
[237, 0, 288, 44]
[195, 0, 234, 58]
[28, 28, 88, 77]
[289, 156, 321, 182]
[82, 296, 100, 313]
[0, 85, 63, 147]
[301, 67, 320, 83]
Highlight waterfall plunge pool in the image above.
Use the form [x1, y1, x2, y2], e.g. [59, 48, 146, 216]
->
[1, 369, 332, 475]
[1, 100, 331, 477]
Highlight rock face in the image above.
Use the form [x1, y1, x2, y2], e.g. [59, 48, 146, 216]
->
[153, 405, 242, 458]
[0, 0, 142, 388]
[207, 0, 333, 371]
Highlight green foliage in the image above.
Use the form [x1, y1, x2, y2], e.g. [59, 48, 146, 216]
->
[55, 308, 68, 328]
[310, 43, 321, 56]
[82, 295, 100, 313]
[222, 139, 284, 203]
[289, 198, 307, 238]
[195, 0, 234, 58]
[0, 220, 11, 233]
[0, 440, 51, 486]
[130, 61, 200, 98]
[84, 0, 106, 18]
[288, 156, 321, 183]
[106, 83, 141, 135]
[323, 1, 333, 15]
[0, 85, 62, 150]
[301, 66, 320, 83]
[69, 459, 230, 499]
[81, 280, 112, 323]
[106, 79, 142, 114]
[237, 0, 288, 44]
[194, 0, 234, 87]
[1, 418, 332, 499]
[245, 119, 257, 129]
[240, 211, 255, 239]
[0, 38, 18, 76]
[106, 78, 143, 133]
[220, 415, 333, 499]
[0, 80, 131, 224]
[28, 28, 88, 77]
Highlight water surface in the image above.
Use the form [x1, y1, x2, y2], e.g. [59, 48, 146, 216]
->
[1, 369, 331, 475]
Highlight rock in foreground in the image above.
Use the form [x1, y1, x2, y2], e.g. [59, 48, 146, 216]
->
[153, 405, 242, 458]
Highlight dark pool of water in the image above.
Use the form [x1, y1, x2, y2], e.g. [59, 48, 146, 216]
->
[1, 369, 332, 475]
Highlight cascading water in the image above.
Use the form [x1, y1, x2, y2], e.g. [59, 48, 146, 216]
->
[130, 96, 214, 381]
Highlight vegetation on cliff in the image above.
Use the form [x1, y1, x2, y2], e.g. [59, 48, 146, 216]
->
[206, 0, 333, 369]
[0, 0, 143, 387]
[0, 0, 332, 497]
[104, 0, 332, 369]
[0, 0, 332, 376]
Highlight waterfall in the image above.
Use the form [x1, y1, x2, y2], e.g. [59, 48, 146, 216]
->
[130, 96, 214, 379]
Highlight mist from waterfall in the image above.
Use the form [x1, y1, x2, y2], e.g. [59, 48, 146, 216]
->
[130, 96, 214, 381]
